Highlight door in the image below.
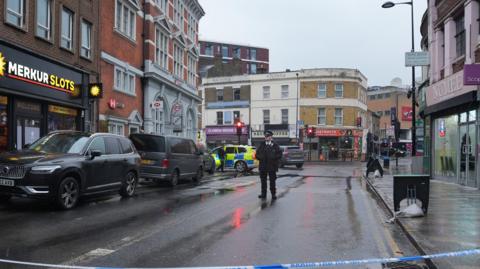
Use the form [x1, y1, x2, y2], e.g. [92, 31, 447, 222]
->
[104, 136, 123, 184]
[458, 110, 477, 187]
[459, 124, 468, 185]
[84, 137, 110, 190]
[225, 146, 237, 168]
[467, 122, 476, 188]
[16, 117, 41, 150]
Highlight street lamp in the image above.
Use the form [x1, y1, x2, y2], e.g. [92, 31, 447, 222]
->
[382, 0, 417, 156]
[296, 72, 299, 142]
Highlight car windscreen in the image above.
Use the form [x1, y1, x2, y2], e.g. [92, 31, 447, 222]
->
[130, 135, 165, 152]
[29, 133, 91, 154]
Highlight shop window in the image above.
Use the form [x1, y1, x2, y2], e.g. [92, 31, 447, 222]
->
[48, 105, 78, 132]
[434, 116, 458, 179]
[0, 96, 8, 151]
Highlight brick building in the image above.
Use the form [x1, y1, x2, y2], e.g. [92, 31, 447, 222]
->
[142, 0, 204, 139]
[199, 40, 269, 77]
[0, 0, 99, 150]
[98, 0, 144, 135]
[367, 86, 412, 145]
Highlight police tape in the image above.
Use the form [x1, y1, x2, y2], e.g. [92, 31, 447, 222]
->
[0, 248, 479, 269]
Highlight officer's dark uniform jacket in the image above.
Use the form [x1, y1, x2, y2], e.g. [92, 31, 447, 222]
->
[256, 141, 282, 172]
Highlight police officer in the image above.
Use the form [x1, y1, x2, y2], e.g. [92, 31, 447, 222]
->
[256, 130, 282, 200]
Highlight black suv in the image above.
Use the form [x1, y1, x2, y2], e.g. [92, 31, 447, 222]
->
[0, 131, 140, 209]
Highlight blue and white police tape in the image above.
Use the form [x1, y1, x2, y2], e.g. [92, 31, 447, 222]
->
[0, 248, 479, 269]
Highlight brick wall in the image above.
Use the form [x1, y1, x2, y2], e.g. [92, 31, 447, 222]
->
[301, 81, 359, 98]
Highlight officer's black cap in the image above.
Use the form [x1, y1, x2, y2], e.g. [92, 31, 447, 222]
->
[264, 130, 273, 137]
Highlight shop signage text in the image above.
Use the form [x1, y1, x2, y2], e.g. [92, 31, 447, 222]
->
[463, 64, 480, 85]
[151, 100, 163, 110]
[426, 70, 476, 106]
[315, 129, 363, 137]
[252, 130, 289, 138]
[206, 126, 248, 135]
[0, 52, 75, 93]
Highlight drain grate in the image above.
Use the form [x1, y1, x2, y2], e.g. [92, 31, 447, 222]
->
[383, 262, 427, 269]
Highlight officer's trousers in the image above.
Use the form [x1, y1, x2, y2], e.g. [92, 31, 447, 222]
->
[260, 171, 277, 196]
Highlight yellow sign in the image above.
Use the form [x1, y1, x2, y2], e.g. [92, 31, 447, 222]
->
[0, 51, 75, 93]
[48, 105, 78, 116]
[88, 83, 103, 98]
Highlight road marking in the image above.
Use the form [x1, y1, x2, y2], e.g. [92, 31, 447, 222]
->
[65, 248, 115, 266]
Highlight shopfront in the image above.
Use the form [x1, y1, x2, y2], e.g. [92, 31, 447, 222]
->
[425, 70, 479, 188]
[205, 125, 249, 148]
[303, 128, 363, 161]
[0, 42, 89, 150]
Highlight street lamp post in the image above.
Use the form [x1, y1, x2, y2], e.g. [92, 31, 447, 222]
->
[296, 72, 300, 142]
[382, 1, 416, 156]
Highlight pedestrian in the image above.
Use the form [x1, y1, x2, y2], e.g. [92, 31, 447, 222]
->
[217, 146, 225, 172]
[256, 130, 282, 200]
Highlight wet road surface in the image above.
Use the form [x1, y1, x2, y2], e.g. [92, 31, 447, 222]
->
[0, 164, 420, 269]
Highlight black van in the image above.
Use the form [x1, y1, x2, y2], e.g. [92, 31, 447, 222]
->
[129, 134, 203, 186]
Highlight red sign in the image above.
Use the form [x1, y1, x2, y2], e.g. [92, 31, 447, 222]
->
[108, 99, 116, 109]
[315, 129, 363, 137]
[401, 106, 413, 121]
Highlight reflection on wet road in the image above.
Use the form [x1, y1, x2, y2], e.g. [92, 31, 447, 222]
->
[0, 164, 413, 269]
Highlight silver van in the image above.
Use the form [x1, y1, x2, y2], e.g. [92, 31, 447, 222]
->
[129, 134, 203, 186]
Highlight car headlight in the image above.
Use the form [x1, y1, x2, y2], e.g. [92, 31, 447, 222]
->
[31, 165, 61, 174]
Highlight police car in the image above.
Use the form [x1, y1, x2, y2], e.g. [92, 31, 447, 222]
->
[210, 145, 258, 173]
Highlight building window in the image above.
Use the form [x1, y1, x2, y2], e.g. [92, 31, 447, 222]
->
[108, 122, 125, 136]
[155, 28, 168, 69]
[6, 0, 26, 28]
[81, 20, 92, 59]
[205, 44, 213, 56]
[36, 0, 52, 39]
[384, 93, 391, 98]
[250, 63, 257, 74]
[114, 67, 135, 95]
[156, 0, 168, 12]
[455, 15, 465, 58]
[233, 47, 240, 58]
[263, 110, 270, 124]
[173, 0, 184, 31]
[222, 45, 229, 58]
[233, 111, 240, 122]
[263, 86, 270, 99]
[318, 108, 326, 125]
[377, 111, 383, 116]
[224, 111, 233, 125]
[384, 110, 390, 116]
[187, 55, 196, 87]
[250, 48, 256, 60]
[174, 43, 184, 78]
[281, 85, 289, 99]
[61, 7, 74, 50]
[281, 109, 288, 124]
[187, 12, 196, 41]
[335, 84, 343, 98]
[335, 108, 343, 125]
[216, 89, 223, 101]
[115, 0, 136, 39]
[216, 111, 223, 125]
[369, 95, 376, 100]
[234, 88, 241, 101]
[317, 83, 326, 98]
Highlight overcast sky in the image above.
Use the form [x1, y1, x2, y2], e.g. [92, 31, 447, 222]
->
[198, 0, 428, 87]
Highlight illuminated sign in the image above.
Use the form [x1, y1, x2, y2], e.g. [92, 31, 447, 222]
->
[88, 83, 103, 98]
[0, 51, 75, 93]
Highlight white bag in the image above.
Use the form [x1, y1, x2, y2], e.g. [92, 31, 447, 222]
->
[400, 203, 424, 218]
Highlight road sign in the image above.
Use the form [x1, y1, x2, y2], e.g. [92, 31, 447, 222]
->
[405, 51, 429, 66]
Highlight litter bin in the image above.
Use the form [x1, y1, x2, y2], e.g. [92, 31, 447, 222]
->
[383, 156, 390, 168]
[393, 174, 430, 214]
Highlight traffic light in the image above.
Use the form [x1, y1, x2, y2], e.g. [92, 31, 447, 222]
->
[88, 83, 103, 98]
[236, 121, 243, 135]
[307, 127, 315, 138]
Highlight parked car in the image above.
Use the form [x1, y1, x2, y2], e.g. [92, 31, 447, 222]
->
[279, 145, 304, 168]
[129, 134, 204, 186]
[196, 143, 216, 174]
[0, 131, 140, 209]
[210, 145, 258, 173]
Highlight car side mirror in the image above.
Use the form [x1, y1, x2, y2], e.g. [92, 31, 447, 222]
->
[90, 150, 102, 159]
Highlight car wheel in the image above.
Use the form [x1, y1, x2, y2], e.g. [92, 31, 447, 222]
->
[193, 167, 203, 183]
[120, 171, 137, 197]
[170, 170, 179, 187]
[0, 194, 11, 202]
[56, 177, 80, 210]
[235, 161, 247, 173]
[296, 163, 304, 169]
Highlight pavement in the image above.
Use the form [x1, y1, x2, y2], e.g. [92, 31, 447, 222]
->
[363, 157, 480, 269]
